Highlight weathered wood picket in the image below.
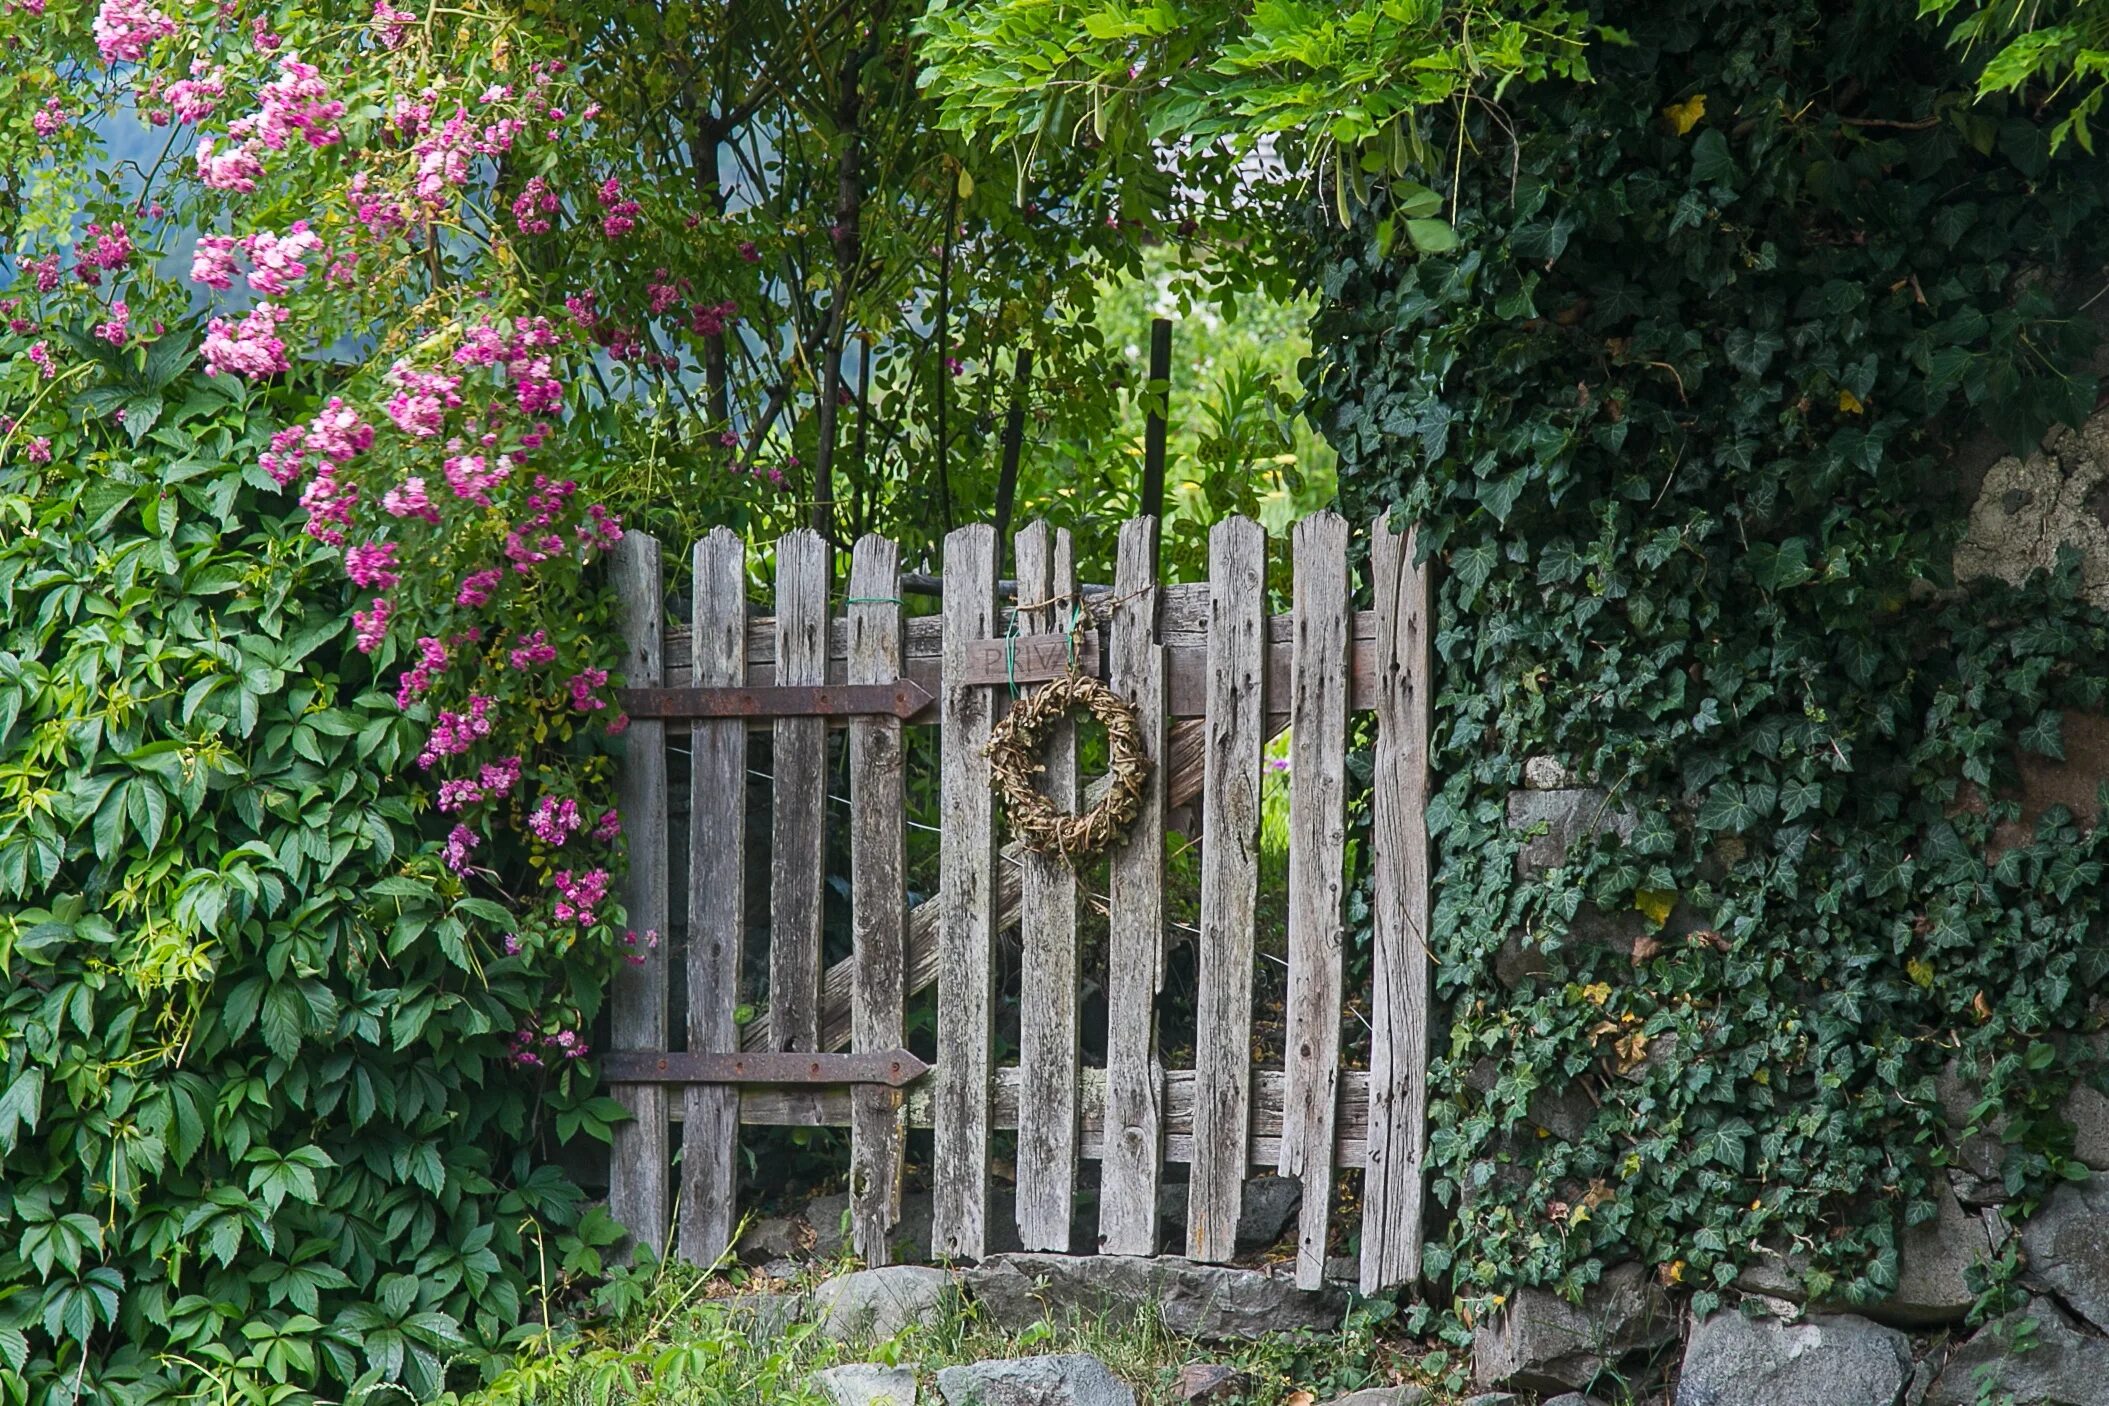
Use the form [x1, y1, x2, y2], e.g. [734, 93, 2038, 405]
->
[605, 512, 1432, 1295]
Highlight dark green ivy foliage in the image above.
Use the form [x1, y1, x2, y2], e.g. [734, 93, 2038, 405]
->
[1307, 1, 2109, 1317]
[0, 379, 623, 1404]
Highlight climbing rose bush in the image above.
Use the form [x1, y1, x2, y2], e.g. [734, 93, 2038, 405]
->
[0, 0, 774, 1397]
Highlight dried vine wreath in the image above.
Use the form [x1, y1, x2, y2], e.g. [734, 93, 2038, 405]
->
[986, 669, 1151, 867]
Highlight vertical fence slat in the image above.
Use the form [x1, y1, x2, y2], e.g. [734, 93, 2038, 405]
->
[680, 527, 747, 1267]
[934, 524, 999, 1260]
[1188, 515, 1267, 1262]
[610, 530, 670, 1255]
[847, 534, 907, 1267]
[769, 530, 829, 1052]
[1013, 520, 1080, 1252]
[1361, 516, 1433, 1294]
[1099, 515, 1167, 1256]
[1280, 509, 1350, 1290]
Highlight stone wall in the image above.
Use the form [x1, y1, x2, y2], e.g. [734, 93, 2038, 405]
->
[1477, 778, 2109, 1405]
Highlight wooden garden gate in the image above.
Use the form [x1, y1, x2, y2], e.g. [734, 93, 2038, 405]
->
[603, 511, 1432, 1295]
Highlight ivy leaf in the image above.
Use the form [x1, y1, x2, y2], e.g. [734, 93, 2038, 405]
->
[1723, 327, 1783, 376]
[1747, 538, 1814, 591]
[0, 1066, 44, 1151]
[1698, 783, 1760, 833]
[1691, 128, 1738, 184]
[1778, 776, 1823, 820]
[2019, 709, 2065, 760]
[1692, 1117, 1753, 1170]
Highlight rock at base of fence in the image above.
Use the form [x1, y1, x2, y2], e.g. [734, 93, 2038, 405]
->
[1673, 1312, 1913, 1406]
[813, 1363, 921, 1406]
[1469, 1261, 1676, 1393]
[963, 1253, 1344, 1343]
[935, 1355, 1135, 1406]
[1316, 1389, 1429, 1406]
[812, 1265, 956, 1343]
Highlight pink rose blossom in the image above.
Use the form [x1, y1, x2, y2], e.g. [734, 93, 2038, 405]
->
[93, 302, 129, 346]
[195, 136, 265, 192]
[201, 302, 290, 378]
[436, 777, 483, 812]
[592, 808, 621, 842]
[455, 568, 502, 608]
[442, 824, 479, 872]
[551, 867, 610, 925]
[528, 795, 581, 845]
[417, 695, 495, 767]
[344, 541, 400, 589]
[93, 0, 176, 63]
[237, 55, 343, 149]
[167, 61, 226, 122]
[242, 222, 324, 295]
[352, 597, 392, 652]
[479, 756, 522, 796]
[26, 437, 53, 465]
[32, 99, 67, 138]
[511, 176, 558, 235]
[395, 636, 451, 707]
[189, 234, 239, 289]
[567, 668, 608, 712]
[298, 464, 358, 544]
[507, 629, 557, 670]
[260, 425, 306, 485]
[27, 342, 54, 378]
[372, 0, 415, 47]
[382, 476, 440, 522]
[383, 361, 461, 436]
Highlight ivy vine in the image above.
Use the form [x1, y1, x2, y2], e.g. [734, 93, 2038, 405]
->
[1308, 0, 2109, 1318]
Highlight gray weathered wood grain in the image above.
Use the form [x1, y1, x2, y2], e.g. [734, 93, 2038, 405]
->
[731, 1067, 1374, 1168]
[1360, 515, 1433, 1294]
[610, 530, 670, 1257]
[847, 534, 907, 1267]
[680, 527, 748, 1268]
[1012, 521, 1081, 1252]
[933, 524, 998, 1261]
[1099, 516, 1166, 1256]
[1280, 510, 1350, 1290]
[769, 530, 829, 1054]
[1188, 516, 1266, 1261]
[740, 715, 1226, 1056]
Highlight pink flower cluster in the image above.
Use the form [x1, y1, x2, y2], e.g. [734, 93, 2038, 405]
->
[372, 0, 415, 48]
[597, 178, 639, 239]
[168, 61, 226, 123]
[567, 668, 608, 712]
[384, 361, 462, 437]
[72, 222, 132, 285]
[509, 1026, 589, 1067]
[33, 99, 67, 138]
[456, 568, 502, 608]
[190, 235, 238, 290]
[195, 137, 265, 193]
[240, 55, 344, 150]
[243, 223, 324, 295]
[512, 176, 557, 235]
[201, 303, 290, 378]
[507, 629, 557, 670]
[345, 540, 399, 588]
[397, 635, 451, 706]
[619, 927, 660, 967]
[551, 867, 609, 925]
[93, 0, 176, 63]
[353, 597, 392, 653]
[299, 464, 358, 544]
[382, 476, 440, 522]
[436, 755, 522, 812]
[94, 302, 130, 347]
[418, 695, 495, 768]
[528, 795, 581, 844]
[443, 823, 479, 872]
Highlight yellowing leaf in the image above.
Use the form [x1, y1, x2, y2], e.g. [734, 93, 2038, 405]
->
[1663, 94, 1707, 135]
[1633, 888, 1677, 927]
[1838, 388, 1865, 414]
[1285, 1393, 1316, 1406]
[957, 165, 975, 200]
[1906, 956, 1935, 989]
[1581, 981, 1613, 1007]
[1614, 1029, 1650, 1072]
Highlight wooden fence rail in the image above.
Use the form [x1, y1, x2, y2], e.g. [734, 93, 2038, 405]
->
[607, 512, 1431, 1295]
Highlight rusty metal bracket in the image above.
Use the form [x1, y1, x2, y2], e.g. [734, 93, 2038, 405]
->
[616, 681, 933, 720]
[600, 1050, 930, 1087]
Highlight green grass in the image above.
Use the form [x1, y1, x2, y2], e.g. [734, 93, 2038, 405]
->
[444, 1251, 1470, 1406]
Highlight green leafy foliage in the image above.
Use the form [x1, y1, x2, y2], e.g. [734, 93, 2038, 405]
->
[0, 389, 608, 1403]
[1308, 0, 2109, 1315]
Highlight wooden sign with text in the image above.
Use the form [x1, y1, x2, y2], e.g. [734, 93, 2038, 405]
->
[959, 630, 1101, 687]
